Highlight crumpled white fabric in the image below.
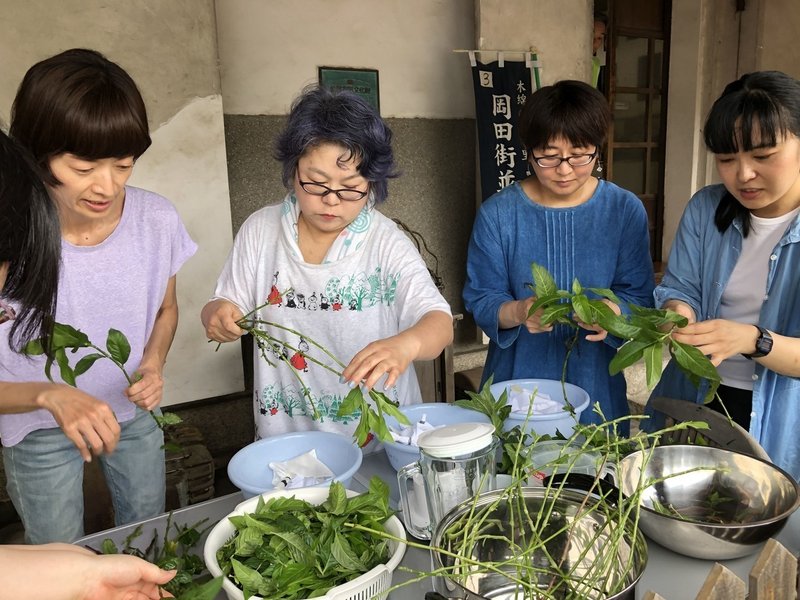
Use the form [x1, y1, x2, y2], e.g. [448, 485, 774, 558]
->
[507, 385, 562, 415]
[270, 449, 334, 489]
[389, 413, 439, 446]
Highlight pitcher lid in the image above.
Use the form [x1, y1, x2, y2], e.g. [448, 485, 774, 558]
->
[416, 422, 495, 457]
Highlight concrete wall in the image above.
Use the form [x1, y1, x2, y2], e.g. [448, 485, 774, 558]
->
[0, 0, 243, 405]
[758, 0, 800, 79]
[476, 0, 593, 84]
[215, 0, 476, 118]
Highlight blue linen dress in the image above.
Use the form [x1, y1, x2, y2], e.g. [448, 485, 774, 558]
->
[463, 180, 655, 434]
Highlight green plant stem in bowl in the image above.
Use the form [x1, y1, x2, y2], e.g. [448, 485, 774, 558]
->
[215, 477, 396, 600]
[96, 512, 223, 600]
[372, 415, 708, 599]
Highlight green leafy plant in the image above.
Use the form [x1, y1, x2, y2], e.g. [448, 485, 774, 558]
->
[456, 378, 642, 477]
[455, 376, 536, 474]
[528, 262, 721, 403]
[97, 513, 223, 600]
[215, 477, 395, 600]
[219, 298, 410, 446]
[23, 323, 183, 445]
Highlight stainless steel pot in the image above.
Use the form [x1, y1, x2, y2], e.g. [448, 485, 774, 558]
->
[429, 487, 647, 600]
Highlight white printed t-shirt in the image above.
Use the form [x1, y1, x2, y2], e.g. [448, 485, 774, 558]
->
[211, 194, 452, 442]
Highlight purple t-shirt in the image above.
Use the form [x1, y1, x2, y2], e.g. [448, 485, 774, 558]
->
[0, 186, 197, 446]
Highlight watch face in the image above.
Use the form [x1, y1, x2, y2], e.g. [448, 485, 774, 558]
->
[752, 327, 773, 358]
[743, 327, 772, 359]
[757, 329, 773, 356]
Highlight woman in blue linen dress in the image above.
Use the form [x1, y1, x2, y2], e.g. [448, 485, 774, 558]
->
[463, 80, 655, 434]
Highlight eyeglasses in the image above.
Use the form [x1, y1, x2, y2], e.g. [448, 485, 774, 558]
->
[297, 177, 369, 202]
[531, 151, 598, 168]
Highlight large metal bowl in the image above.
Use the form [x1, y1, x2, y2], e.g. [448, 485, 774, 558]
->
[618, 445, 800, 559]
[430, 487, 647, 600]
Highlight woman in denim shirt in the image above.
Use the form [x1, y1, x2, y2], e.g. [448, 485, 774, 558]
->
[649, 71, 800, 480]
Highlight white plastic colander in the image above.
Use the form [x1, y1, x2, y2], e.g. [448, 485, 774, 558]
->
[203, 486, 407, 600]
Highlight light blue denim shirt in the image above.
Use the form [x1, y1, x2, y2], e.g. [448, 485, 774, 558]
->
[650, 184, 800, 480]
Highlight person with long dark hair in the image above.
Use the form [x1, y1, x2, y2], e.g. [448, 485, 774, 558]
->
[0, 130, 175, 599]
[648, 70, 800, 480]
[0, 131, 120, 461]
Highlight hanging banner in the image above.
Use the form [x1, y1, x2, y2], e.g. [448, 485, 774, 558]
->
[470, 52, 541, 202]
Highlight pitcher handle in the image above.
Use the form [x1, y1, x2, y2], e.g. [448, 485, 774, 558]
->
[397, 462, 431, 539]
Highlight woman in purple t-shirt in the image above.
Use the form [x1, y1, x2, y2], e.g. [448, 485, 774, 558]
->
[1, 49, 196, 544]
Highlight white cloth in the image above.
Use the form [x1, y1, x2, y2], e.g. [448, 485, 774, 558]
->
[211, 193, 452, 442]
[507, 385, 562, 415]
[270, 449, 334, 489]
[389, 413, 439, 445]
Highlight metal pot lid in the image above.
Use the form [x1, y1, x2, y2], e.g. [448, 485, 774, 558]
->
[416, 422, 495, 457]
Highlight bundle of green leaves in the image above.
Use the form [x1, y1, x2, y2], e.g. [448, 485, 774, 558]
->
[23, 323, 183, 439]
[216, 477, 396, 600]
[527, 262, 721, 402]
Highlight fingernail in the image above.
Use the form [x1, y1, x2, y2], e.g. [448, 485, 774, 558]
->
[338, 375, 347, 384]
[348, 380, 357, 389]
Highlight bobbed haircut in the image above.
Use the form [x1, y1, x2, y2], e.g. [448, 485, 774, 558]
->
[517, 80, 610, 153]
[274, 85, 398, 203]
[0, 130, 61, 350]
[10, 48, 151, 187]
[704, 71, 800, 234]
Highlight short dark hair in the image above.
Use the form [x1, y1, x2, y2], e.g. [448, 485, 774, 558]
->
[0, 131, 61, 350]
[10, 48, 151, 187]
[704, 71, 800, 234]
[517, 80, 610, 153]
[274, 85, 398, 203]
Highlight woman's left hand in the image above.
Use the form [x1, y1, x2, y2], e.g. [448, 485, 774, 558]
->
[574, 298, 621, 342]
[342, 334, 418, 391]
[0, 543, 176, 600]
[124, 365, 164, 411]
[671, 319, 758, 366]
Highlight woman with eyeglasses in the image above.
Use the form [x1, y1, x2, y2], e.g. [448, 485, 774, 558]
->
[463, 79, 655, 434]
[202, 85, 452, 445]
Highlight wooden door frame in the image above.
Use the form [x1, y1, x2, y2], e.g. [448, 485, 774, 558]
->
[604, 0, 672, 263]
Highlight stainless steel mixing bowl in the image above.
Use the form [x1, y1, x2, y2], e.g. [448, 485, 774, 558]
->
[430, 486, 647, 600]
[618, 445, 800, 559]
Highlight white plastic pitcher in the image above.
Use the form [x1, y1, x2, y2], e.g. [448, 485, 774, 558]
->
[397, 422, 497, 539]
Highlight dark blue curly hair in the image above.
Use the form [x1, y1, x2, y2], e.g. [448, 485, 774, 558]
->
[275, 85, 398, 203]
